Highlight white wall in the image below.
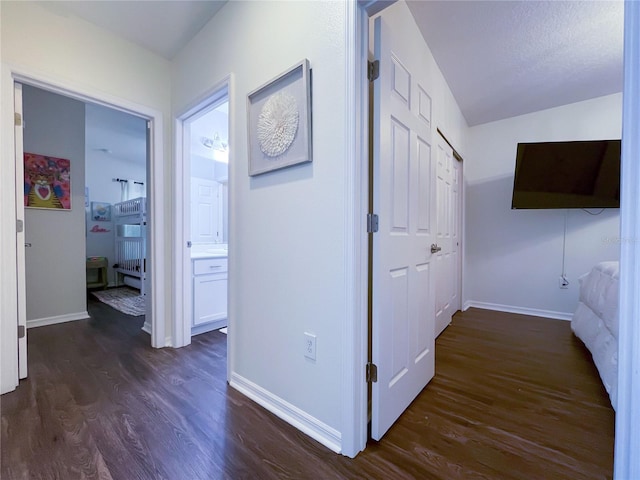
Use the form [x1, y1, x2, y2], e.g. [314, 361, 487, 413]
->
[173, 0, 349, 446]
[465, 93, 622, 317]
[1, 0, 172, 391]
[22, 85, 87, 323]
[85, 156, 146, 207]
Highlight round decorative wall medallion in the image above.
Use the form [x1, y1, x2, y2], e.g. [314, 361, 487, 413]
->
[257, 92, 299, 157]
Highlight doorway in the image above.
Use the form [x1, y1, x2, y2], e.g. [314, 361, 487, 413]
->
[366, 5, 465, 443]
[9, 73, 165, 392]
[85, 102, 149, 323]
[19, 84, 150, 335]
[175, 81, 230, 348]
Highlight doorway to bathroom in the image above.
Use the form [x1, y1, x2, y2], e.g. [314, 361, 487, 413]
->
[175, 81, 230, 349]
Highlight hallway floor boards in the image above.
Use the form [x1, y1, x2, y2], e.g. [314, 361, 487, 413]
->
[1, 302, 614, 479]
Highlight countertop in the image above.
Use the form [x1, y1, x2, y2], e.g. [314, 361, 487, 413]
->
[191, 251, 228, 259]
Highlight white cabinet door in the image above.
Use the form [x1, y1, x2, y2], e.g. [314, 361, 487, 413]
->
[193, 272, 227, 326]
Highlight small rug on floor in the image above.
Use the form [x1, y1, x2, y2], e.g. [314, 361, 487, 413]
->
[92, 287, 145, 316]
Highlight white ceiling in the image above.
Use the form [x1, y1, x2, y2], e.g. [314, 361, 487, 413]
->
[406, 0, 624, 126]
[43, 0, 624, 130]
[36, 1, 227, 59]
[85, 104, 147, 165]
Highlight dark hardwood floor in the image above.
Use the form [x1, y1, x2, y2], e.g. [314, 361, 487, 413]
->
[1, 303, 614, 479]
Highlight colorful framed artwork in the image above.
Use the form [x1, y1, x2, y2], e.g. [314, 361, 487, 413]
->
[247, 59, 312, 176]
[24, 153, 72, 210]
[91, 202, 112, 222]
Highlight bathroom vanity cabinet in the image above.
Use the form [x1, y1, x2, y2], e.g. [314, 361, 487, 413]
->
[192, 255, 227, 335]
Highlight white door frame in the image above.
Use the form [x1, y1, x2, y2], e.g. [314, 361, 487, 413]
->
[1, 65, 166, 394]
[173, 75, 231, 353]
[13, 82, 27, 380]
[614, 2, 640, 478]
[339, 0, 397, 458]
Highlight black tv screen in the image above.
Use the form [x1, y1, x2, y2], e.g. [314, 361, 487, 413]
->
[511, 139, 621, 209]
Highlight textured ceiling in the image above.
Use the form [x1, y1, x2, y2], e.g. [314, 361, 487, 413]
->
[36, 1, 624, 126]
[406, 0, 624, 126]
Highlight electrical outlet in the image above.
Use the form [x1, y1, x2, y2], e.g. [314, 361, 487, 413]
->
[304, 332, 316, 360]
[559, 276, 569, 289]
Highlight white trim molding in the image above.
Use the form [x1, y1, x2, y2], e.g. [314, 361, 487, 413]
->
[1, 67, 19, 394]
[141, 321, 171, 347]
[230, 373, 341, 454]
[27, 311, 89, 329]
[463, 301, 572, 321]
[614, 2, 640, 478]
[340, 0, 369, 459]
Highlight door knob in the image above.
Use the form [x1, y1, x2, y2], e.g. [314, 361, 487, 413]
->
[25, 243, 32, 248]
[430, 244, 441, 254]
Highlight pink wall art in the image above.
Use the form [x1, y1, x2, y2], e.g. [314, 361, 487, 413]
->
[24, 153, 72, 210]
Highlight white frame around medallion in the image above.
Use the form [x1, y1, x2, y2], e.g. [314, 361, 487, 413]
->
[0, 64, 166, 396]
[173, 75, 232, 361]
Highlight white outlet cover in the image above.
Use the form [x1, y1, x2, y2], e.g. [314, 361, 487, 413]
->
[304, 332, 316, 360]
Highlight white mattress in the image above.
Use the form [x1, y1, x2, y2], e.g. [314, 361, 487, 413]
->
[571, 261, 619, 410]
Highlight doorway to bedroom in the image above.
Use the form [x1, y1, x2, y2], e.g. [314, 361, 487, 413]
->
[20, 84, 150, 337]
[84, 102, 149, 325]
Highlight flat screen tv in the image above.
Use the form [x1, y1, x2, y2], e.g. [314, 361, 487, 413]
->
[511, 139, 621, 209]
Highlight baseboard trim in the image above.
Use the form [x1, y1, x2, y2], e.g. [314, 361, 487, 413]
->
[230, 372, 342, 454]
[141, 320, 152, 335]
[27, 311, 89, 329]
[463, 301, 572, 321]
[140, 321, 171, 347]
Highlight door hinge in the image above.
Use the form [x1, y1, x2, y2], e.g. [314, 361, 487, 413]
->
[16, 219, 23, 233]
[187, 241, 192, 248]
[18, 325, 25, 339]
[367, 213, 379, 233]
[14, 112, 22, 126]
[368, 60, 380, 82]
[366, 362, 378, 383]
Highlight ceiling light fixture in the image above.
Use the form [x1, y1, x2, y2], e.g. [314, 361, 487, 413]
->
[201, 132, 228, 152]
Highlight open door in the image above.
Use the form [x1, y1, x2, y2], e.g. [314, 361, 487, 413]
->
[14, 82, 27, 379]
[370, 16, 436, 440]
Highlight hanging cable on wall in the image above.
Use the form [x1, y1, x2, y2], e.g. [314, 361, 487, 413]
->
[560, 209, 570, 289]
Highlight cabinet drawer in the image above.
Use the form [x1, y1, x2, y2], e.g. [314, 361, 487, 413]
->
[193, 257, 228, 275]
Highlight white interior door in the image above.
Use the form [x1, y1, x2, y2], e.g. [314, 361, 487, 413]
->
[453, 155, 462, 314]
[14, 82, 27, 379]
[434, 138, 460, 337]
[191, 178, 220, 244]
[371, 16, 436, 440]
